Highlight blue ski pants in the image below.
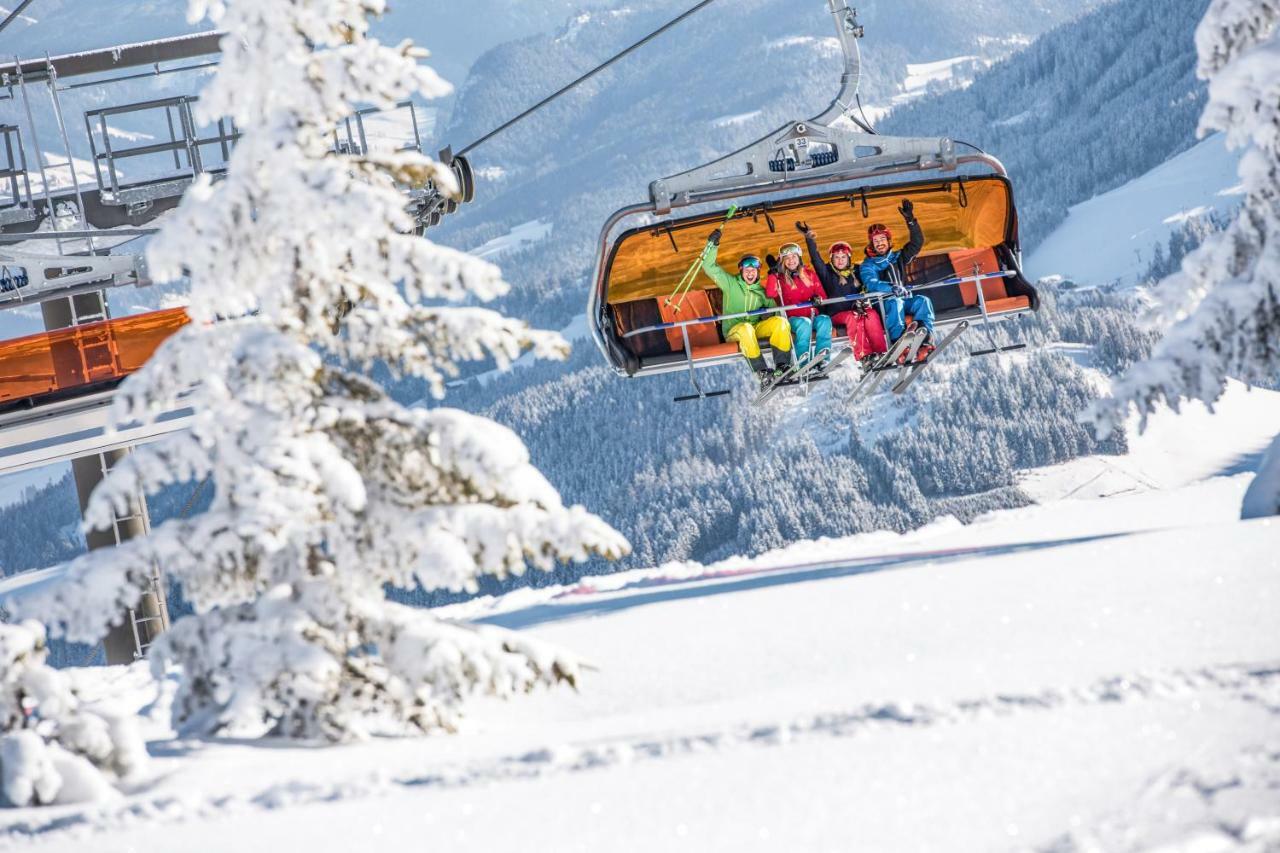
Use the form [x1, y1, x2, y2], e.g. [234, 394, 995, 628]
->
[882, 294, 935, 342]
[789, 314, 832, 364]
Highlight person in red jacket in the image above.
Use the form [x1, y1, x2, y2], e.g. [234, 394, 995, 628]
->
[795, 220, 888, 363]
[765, 242, 831, 367]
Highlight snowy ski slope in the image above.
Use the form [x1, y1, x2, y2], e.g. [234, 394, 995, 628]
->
[5, 384, 1278, 852]
[1027, 133, 1245, 289]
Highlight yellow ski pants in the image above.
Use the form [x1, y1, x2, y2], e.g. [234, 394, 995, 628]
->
[726, 316, 792, 360]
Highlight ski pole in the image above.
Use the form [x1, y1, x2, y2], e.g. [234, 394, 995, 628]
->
[665, 205, 739, 314]
[666, 204, 738, 312]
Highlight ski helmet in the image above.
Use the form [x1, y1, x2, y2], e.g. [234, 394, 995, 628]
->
[867, 224, 892, 255]
[779, 242, 803, 259]
[829, 241, 853, 257]
[738, 255, 762, 270]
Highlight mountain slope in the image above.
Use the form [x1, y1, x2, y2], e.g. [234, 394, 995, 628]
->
[879, 0, 1212, 249]
[1027, 132, 1242, 288]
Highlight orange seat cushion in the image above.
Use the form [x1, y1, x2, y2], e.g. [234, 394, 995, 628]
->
[949, 247, 1006, 305]
[658, 290, 720, 351]
[984, 296, 1031, 314]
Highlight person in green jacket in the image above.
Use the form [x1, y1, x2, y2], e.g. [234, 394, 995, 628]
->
[702, 228, 794, 389]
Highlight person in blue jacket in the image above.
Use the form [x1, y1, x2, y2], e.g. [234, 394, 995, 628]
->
[859, 199, 937, 362]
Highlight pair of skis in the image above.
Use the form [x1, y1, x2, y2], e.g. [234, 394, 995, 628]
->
[753, 347, 853, 404]
[844, 320, 969, 405]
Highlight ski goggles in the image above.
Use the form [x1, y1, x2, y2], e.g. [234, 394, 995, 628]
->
[738, 255, 762, 270]
[829, 242, 853, 256]
[779, 243, 803, 258]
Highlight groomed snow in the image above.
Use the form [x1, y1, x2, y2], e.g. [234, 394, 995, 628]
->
[471, 219, 553, 259]
[3, 378, 1278, 852]
[1027, 133, 1245, 288]
[903, 56, 983, 93]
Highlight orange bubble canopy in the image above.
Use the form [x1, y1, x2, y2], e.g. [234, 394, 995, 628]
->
[604, 176, 1013, 305]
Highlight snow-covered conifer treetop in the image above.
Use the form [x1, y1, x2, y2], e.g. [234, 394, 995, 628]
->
[13, 0, 628, 742]
[0, 622, 146, 807]
[1086, 0, 1279, 439]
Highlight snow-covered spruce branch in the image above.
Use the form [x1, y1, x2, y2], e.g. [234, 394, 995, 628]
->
[16, 0, 629, 744]
[0, 623, 145, 806]
[155, 596, 584, 740]
[1086, 1, 1280, 461]
[340, 305, 570, 398]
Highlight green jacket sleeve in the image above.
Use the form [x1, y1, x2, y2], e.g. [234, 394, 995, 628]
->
[700, 244, 737, 292]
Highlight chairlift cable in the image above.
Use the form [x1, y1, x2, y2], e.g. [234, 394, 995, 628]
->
[0, 0, 38, 38]
[456, 0, 721, 157]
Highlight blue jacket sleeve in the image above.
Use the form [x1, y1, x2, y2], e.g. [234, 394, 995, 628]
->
[860, 258, 891, 294]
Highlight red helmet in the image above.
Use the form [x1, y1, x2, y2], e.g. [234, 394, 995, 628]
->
[829, 241, 853, 257]
[867, 224, 893, 256]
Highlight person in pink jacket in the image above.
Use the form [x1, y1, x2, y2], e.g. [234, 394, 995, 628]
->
[765, 242, 831, 367]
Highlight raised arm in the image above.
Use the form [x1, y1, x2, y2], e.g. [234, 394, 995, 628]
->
[899, 200, 925, 266]
[798, 221, 838, 291]
[699, 241, 737, 292]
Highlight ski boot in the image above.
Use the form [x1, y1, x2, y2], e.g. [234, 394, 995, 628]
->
[914, 334, 936, 363]
[748, 355, 773, 392]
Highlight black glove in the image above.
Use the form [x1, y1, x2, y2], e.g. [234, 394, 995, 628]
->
[892, 282, 909, 299]
[794, 220, 813, 237]
[708, 228, 722, 246]
[766, 253, 779, 274]
[811, 295, 824, 307]
[898, 199, 914, 221]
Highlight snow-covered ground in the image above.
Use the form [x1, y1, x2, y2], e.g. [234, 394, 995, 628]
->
[857, 55, 993, 122]
[1027, 133, 1245, 288]
[471, 218, 553, 259]
[4, 382, 1278, 851]
[902, 56, 984, 95]
[712, 109, 763, 128]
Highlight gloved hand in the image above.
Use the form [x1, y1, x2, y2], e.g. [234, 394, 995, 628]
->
[892, 283, 909, 299]
[898, 199, 914, 221]
[766, 253, 779, 274]
[794, 220, 813, 237]
[810, 295, 824, 308]
[708, 228, 722, 246]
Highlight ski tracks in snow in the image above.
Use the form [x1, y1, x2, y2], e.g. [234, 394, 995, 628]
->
[4, 662, 1279, 847]
[1035, 742, 1280, 852]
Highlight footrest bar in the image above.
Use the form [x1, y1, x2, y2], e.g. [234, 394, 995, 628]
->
[674, 389, 731, 403]
[969, 343, 1028, 357]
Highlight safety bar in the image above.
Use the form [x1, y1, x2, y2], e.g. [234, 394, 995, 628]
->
[331, 100, 423, 157]
[621, 270, 1016, 338]
[84, 96, 239, 199]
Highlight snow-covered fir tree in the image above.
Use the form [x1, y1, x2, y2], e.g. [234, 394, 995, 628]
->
[15, 0, 628, 741]
[0, 622, 145, 806]
[1087, 0, 1280, 516]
